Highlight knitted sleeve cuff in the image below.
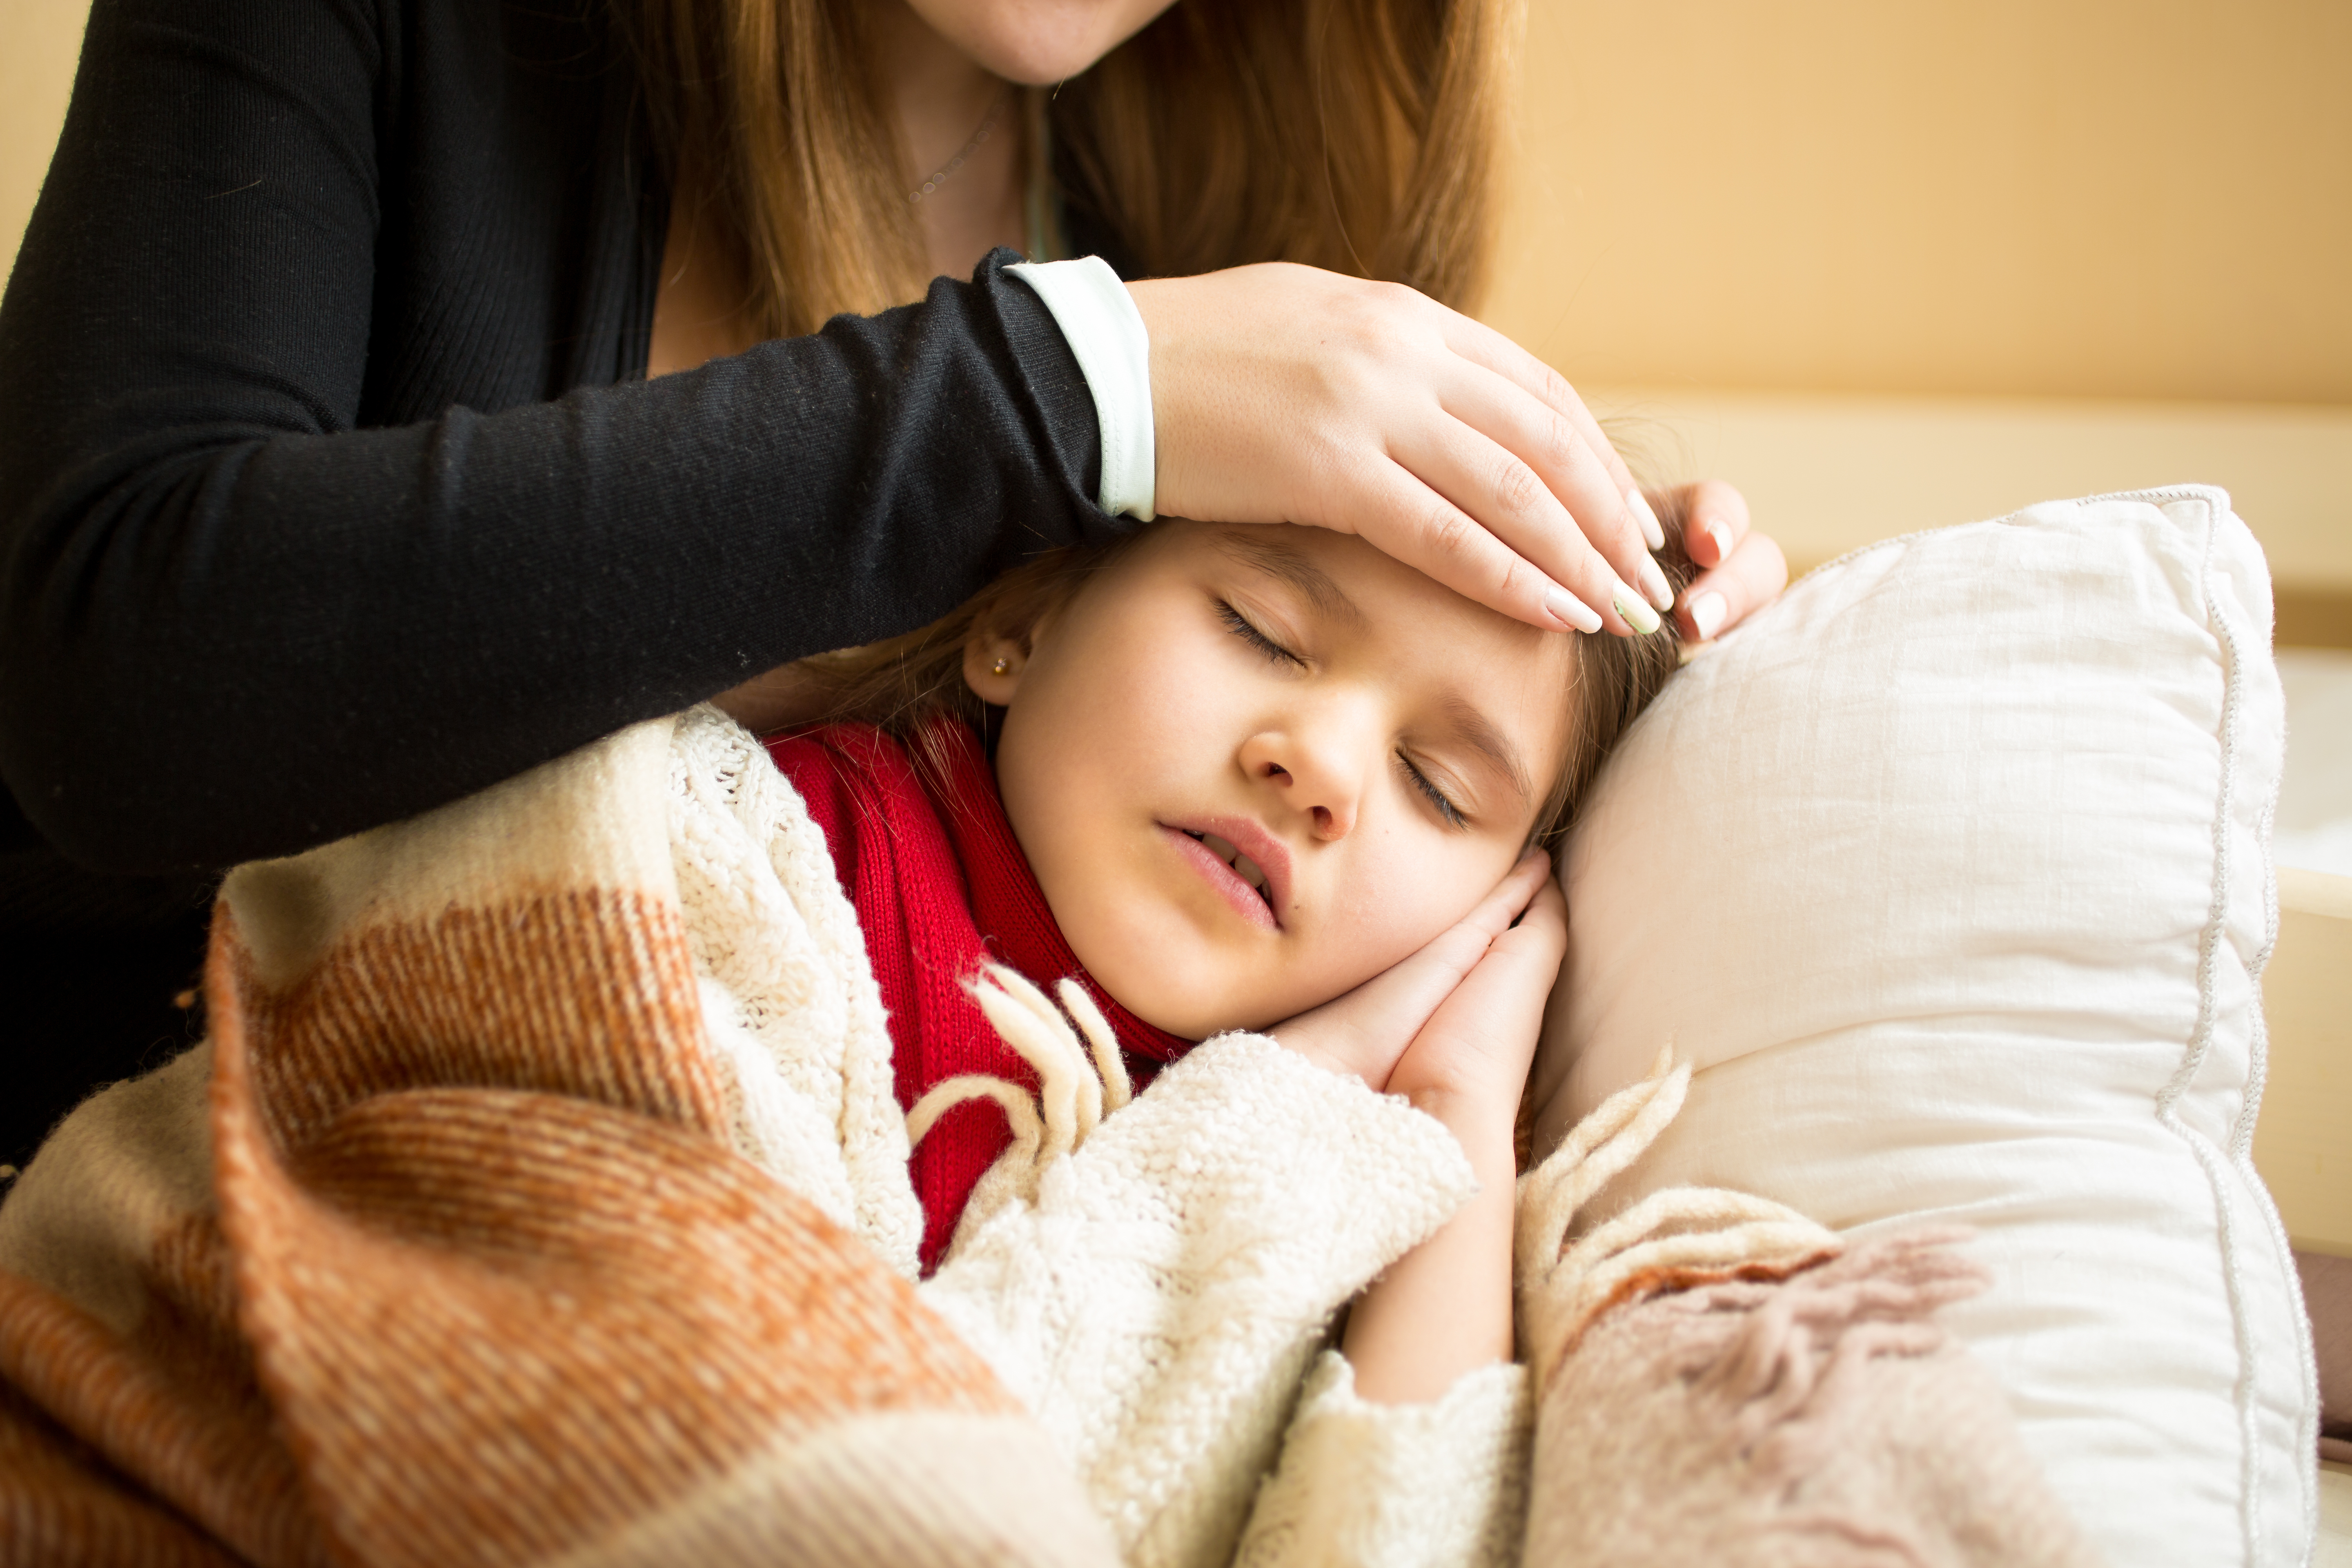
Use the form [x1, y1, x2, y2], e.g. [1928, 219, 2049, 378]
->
[1006, 256, 1155, 520]
[1234, 1351, 1532, 1568]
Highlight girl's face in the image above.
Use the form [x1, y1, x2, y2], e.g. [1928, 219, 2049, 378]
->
[981, 521, 1578, 1039]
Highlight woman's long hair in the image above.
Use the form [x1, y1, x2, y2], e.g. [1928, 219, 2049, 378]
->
[623, 0, 1517, 340]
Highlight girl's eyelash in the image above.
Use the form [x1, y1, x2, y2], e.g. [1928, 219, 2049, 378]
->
[1400, 753, 1467, 829]
[1216, 600, 1304, 666]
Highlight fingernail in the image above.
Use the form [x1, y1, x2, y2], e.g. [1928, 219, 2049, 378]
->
[1611, 581, 1662, 635]
[1703, 518, 1735, 562]
[1544, 586, 1603, 634]
[1688, 589, 1728, 640]
[1628, 488, 1666, 552]
[1637, 555, 1675, 612]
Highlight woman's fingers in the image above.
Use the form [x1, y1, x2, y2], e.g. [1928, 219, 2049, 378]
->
[1438, 311, 1660, 555]
[1423, 365, 1674, 626]
[1677, 526, 1788, 643]
[1350, 449, 1652, 638]
[1667, 479, 1751, 570]
[1130, 264, 1675, 639]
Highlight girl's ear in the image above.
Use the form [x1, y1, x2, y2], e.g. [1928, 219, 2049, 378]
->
[962, 628, 1027, 705]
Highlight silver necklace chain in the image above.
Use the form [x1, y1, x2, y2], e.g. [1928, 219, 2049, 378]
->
[908, 87, 1013, 205]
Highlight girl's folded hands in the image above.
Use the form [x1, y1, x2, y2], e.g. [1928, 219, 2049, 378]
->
[1270, 847, 1563, 1130]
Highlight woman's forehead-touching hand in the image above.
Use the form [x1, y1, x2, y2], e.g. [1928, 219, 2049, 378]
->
[989, 521, 1577, 1040]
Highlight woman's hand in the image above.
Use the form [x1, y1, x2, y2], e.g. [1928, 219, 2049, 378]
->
[1270, 849, 1554, 1091]
[1128, 264, 1779, 641]
[1653, 477, 1789, 643]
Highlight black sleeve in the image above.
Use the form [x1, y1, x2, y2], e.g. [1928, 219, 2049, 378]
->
[0, 0, 1115, 875]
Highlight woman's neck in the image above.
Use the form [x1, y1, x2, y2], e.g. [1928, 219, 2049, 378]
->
[646, 3, 1030, 379]
[867, 0, 1027, 282]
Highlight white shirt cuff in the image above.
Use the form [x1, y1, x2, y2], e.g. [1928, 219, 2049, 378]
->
[1007, 256, 1156, 521]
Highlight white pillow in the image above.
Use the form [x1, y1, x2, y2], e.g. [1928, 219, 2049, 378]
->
[1531, 487, 2317, 1566]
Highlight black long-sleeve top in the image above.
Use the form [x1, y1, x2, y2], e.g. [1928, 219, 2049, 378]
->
[0, 0, 1124, 880]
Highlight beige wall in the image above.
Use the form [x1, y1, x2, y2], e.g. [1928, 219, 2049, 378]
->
[11, 0, 2350, 402]
[1479, 0, 2352, 612]
[1, 0, 84, 290]
[1486, 0, 2352, 406]
[2258, 869, 2352, 1259]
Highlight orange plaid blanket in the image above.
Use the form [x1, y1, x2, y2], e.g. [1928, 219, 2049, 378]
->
[0, 718, 1113, 1568]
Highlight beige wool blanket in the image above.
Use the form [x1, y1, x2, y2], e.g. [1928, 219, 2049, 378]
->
[0, 707, 2100, 1567]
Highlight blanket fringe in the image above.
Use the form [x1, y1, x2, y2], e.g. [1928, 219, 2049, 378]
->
[1517, 1048, 1841, 1388]
[906, 968, 1134, 1242]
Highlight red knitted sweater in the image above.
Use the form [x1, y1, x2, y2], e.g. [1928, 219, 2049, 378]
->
[767, 718, 1192, 1271]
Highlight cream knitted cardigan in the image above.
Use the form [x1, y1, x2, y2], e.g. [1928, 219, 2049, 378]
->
[0, 706, 1530, 1568]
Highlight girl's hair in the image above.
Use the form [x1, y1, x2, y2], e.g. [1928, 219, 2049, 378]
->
[787, 521, 1695, 847]
[622, 0, 1515, 340]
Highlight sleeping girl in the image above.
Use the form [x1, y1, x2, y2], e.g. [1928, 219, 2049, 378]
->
[721, 512, 1686, 1554]
[0, 512, 1689, 1568]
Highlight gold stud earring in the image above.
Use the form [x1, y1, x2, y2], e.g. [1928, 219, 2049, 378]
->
[991, 657, 1012, 677]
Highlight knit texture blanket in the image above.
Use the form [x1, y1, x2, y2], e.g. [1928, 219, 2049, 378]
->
[0, 712, 1120, 1568]
[1511, 1054, 2105, 1568]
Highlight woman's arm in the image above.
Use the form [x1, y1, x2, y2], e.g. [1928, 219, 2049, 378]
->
[0, 0, 1114, 874]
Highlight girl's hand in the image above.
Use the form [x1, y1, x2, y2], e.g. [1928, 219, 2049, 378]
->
[1381, 871, 1564, 1130]
[1128, 264, 1780, 640]
[1271, 849, 1554, 1091]
[1334, 862, 1566, 1405]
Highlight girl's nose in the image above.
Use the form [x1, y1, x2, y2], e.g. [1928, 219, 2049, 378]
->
[1239, 721, 1364, 840]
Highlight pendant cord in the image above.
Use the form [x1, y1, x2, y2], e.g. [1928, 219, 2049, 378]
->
[909, 86, 1014, 205]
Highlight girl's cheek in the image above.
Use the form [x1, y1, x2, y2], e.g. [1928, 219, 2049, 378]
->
[1310, 839, 1437, 980]
[1324, 834, 1518, 981]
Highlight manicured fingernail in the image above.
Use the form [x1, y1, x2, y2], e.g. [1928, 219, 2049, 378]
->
[1628, 488, 1666, 552]
[1544, 586, 1603, 634]
[1611, 581, 1662, 635]
[1688, 589, 1728, 640]
[1637, 555, 1675, 612]
[1703, 518, 1735, 562]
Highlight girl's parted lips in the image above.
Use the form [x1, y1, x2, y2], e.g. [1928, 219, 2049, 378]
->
[1161, 813, 1294, 927]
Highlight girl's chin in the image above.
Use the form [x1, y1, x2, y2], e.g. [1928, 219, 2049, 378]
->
[1062, 891, 1316, 1038]
[1078, 946, 1274, 1041]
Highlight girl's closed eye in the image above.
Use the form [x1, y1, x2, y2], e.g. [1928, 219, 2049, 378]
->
[1399, 753, 1467, 829]
[1217, 592, 1470, 827]
[1216, 600, 1305, 668]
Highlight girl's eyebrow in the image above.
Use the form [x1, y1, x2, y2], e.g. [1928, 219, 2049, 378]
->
[1441, 694, 1534, 805]
[1209, 532, 1369, 630]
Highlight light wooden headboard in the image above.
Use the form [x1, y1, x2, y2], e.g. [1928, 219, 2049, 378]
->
[2255, 867, 2352, 1258]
